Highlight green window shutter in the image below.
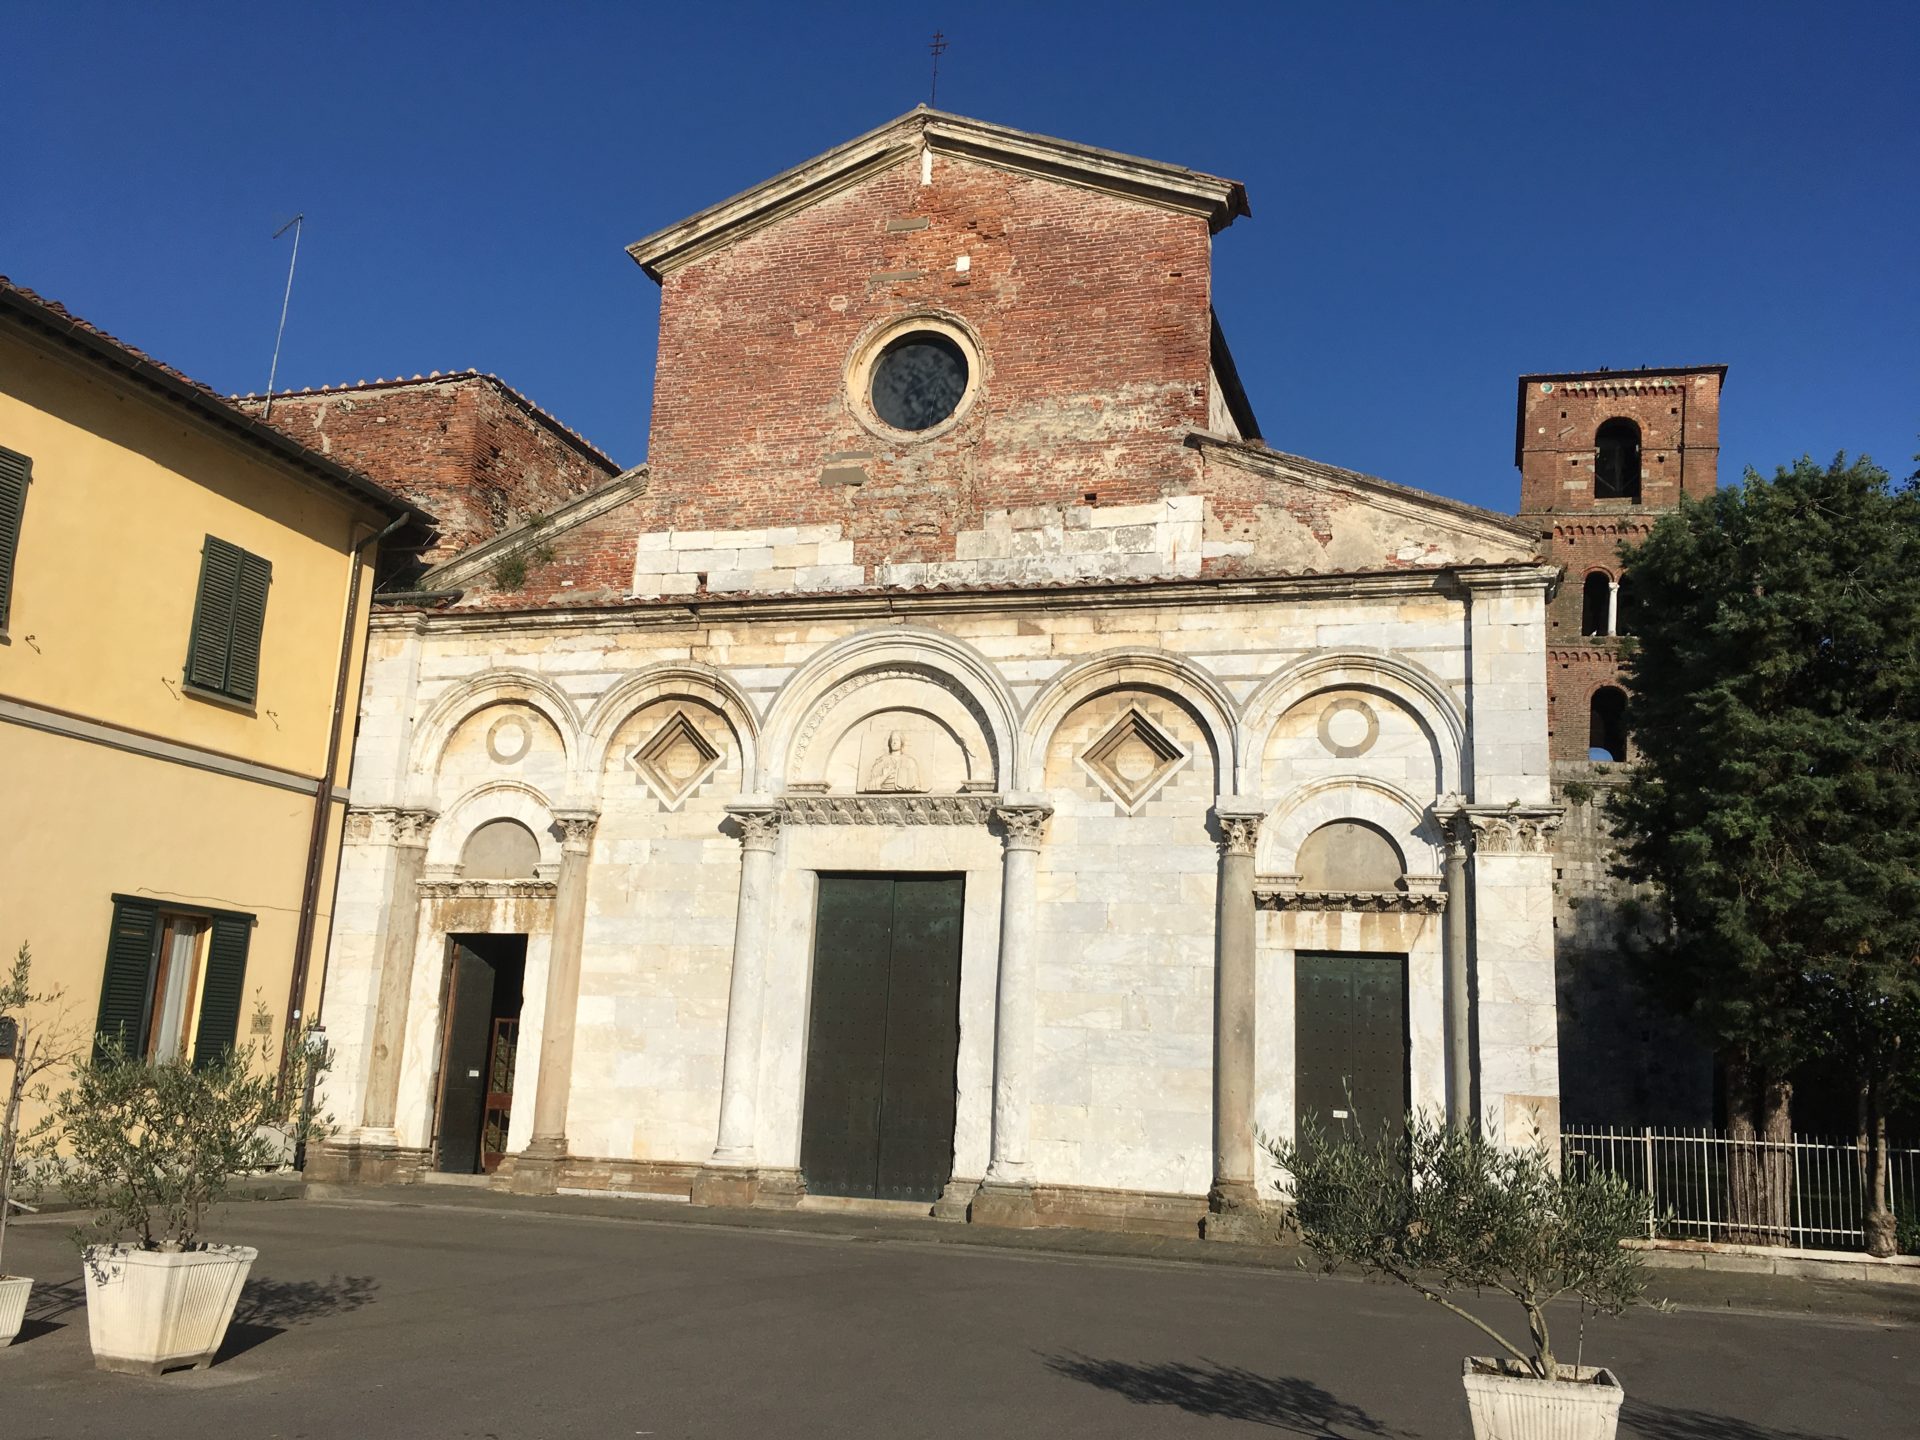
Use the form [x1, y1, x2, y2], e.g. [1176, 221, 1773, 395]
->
[191, 912, 253, 1070]
[186, 536, 243, 693]
[225, 549, 272, 704]
[94, 897, 161, 1060]
[0, 446, 29, 634]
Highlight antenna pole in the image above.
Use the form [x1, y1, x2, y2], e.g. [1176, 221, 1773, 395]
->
[929, 31, 947, 108]
[263, 213, 304, 419]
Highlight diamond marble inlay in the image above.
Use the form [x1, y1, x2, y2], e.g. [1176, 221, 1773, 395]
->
[629, 709, 722, 809]
[1078, 706, 1188, 813]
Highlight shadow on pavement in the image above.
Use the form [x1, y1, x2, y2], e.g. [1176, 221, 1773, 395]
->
[9, 1318, 66, 1345]
[1623, 1403, 1852, 1440]
[234, 1273, 380, 1328]
[1042, 1351, 1399, 1436]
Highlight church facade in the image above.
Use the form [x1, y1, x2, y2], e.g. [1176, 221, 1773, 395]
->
[310, 111, 1563, 1236]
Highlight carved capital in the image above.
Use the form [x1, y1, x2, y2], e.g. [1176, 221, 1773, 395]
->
[726, 803, 783, 852]
[344, 805, 437, 849]
[551, 808, 599, 854]
[992, 803, 1053, 852]
[1216, 809, 1262, 859]
[1460, 804, 1564, 856]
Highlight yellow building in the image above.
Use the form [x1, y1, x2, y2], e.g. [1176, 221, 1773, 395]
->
[0, 279, 426, 1078]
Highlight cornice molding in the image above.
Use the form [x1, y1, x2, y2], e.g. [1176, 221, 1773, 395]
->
[778, 793, 1000, 827]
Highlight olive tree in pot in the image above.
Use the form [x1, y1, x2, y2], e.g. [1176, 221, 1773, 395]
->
[38, 1018, 329, 1375]
[1267, 1111, 1649, 1440]
[1, 944, 77, 1346]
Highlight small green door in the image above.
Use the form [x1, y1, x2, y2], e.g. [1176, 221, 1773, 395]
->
[801, 874, 964, 1202]
[1294, 952, 1409, 1145]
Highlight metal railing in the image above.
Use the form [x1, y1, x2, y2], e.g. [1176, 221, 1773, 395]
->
[1561, 1125, 1920, 1252]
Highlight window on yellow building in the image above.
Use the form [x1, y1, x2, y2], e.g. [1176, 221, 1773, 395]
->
[184, 535, 272, 705]
[94, 895, 253, 1067]
[0, 444, 30, 635]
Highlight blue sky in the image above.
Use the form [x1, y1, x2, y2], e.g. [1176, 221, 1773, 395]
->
[4, 2, 1913, 513]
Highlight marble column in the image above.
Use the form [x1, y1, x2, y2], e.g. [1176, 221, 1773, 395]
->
[504, 806, 597, 1194]
[1442, 809, 1474, 1130]
[692, 800, 783, 1208]
[970, 798, 1052, 1228]
[1204, 806, 1265, 1242]
[355, 806, 437, 1146]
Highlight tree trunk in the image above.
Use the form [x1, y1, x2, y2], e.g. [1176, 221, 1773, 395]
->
[1864, 1070, 1897, 1258]
[1724, 1050, 1794, 1244]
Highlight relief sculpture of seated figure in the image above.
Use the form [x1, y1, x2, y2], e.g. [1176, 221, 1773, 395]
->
[862, 730, 925, 793]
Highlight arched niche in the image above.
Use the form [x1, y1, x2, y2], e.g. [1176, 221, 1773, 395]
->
[1022, 650, 1237, 797]
[461, 818, 542, 879]
[788, 671, 993, 793]
[764, 629, 1015, 792]
[436, 700, 570, 805]
[1261, 686, 1445, 800]
[1259, 777, 1441, 883]
[427, 781, 561, 872]
[1043, 686, 1218, 815]
[409, 671, 582, 791]
[601, 695, 741, 811]
[1241, 651, 1463, 799]
[1296, 819, 1406, 891]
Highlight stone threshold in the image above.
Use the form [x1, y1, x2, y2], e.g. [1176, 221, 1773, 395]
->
[302, 1178, 1304, 1273]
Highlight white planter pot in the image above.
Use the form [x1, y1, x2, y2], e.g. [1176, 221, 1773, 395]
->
[1462, 1358, 1624, 1440]
[81, 1243, 257, 1375]
[0, 1274, 31, 1345]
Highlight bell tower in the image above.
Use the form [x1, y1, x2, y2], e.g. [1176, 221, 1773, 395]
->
[1519, 363, 1726, 1128]
[1515, 364, 1726, 763]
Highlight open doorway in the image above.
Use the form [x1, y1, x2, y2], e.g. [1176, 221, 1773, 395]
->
[434, 934, 527, 1174]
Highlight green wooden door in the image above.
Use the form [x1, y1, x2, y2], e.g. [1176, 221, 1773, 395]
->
[1294, 952, 1409, 1146]
[801, 875, 964, 1202]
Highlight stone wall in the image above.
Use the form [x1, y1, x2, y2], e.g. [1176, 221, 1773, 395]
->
[322, 567, 1561, 1206]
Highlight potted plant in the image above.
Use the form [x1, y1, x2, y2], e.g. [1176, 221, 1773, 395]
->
[0, 943, 75, 1346]
[39, 1014, 329, 1374]
[1267, 1110, 1649, 1440]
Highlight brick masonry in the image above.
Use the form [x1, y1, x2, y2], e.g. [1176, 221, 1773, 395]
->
[240, 375, 623, 569]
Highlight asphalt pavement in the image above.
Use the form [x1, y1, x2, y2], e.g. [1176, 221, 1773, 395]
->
[1, 1192, 1913, 1438]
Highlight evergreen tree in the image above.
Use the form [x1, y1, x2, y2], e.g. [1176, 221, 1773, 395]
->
[1610, 454, 1920, 1252]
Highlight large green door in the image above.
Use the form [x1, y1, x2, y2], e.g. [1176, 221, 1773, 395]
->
[1294, 952, 1409, 1145]
[801, 875, 964, 1202]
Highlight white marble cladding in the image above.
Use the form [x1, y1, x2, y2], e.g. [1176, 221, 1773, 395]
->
[626, 496, 1204, 599]
[324, 566, 1560, 1200]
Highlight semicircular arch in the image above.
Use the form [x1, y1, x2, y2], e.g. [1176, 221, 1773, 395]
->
[428, 779, 561, 871]
[409, 669, 583, 794]
[1022, 649, 1240, 796]
[1239, 650, 1465, 797]
[581, 662, 761, 779]
[762, 627, 1018, 792]
[1257, 775, 1441, 881]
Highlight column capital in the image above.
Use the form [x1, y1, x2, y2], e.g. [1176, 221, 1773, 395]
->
[724, 800, 782, 853]
[551, 808, 600, 853]
[991, 800, 1053, 852]
[1452, 802, 1565, 856]
[1214, 805, 1263, 858]
[344, 805, 438, 849]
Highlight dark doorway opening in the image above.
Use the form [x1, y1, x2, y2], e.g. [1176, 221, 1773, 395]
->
[1589, 686, 1629, 762]
[1294, 952, 1409, 1149]
[434, 934, 526, 1175]
[800, 874, 964, 1203]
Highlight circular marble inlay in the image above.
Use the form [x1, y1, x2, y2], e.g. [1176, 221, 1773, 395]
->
[1317, 697, 1380, 759]
[487, 714, 532, 765]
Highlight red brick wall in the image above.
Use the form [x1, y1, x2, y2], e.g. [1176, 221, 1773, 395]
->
[1518, 372, 1721, 515]
[639, 152, 1214, 566]
[245, 377, 620, 564]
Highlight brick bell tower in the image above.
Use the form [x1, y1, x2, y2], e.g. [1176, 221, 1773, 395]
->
[1518, 362, 1726, 1128]
[1515, 364, 1726, 763]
